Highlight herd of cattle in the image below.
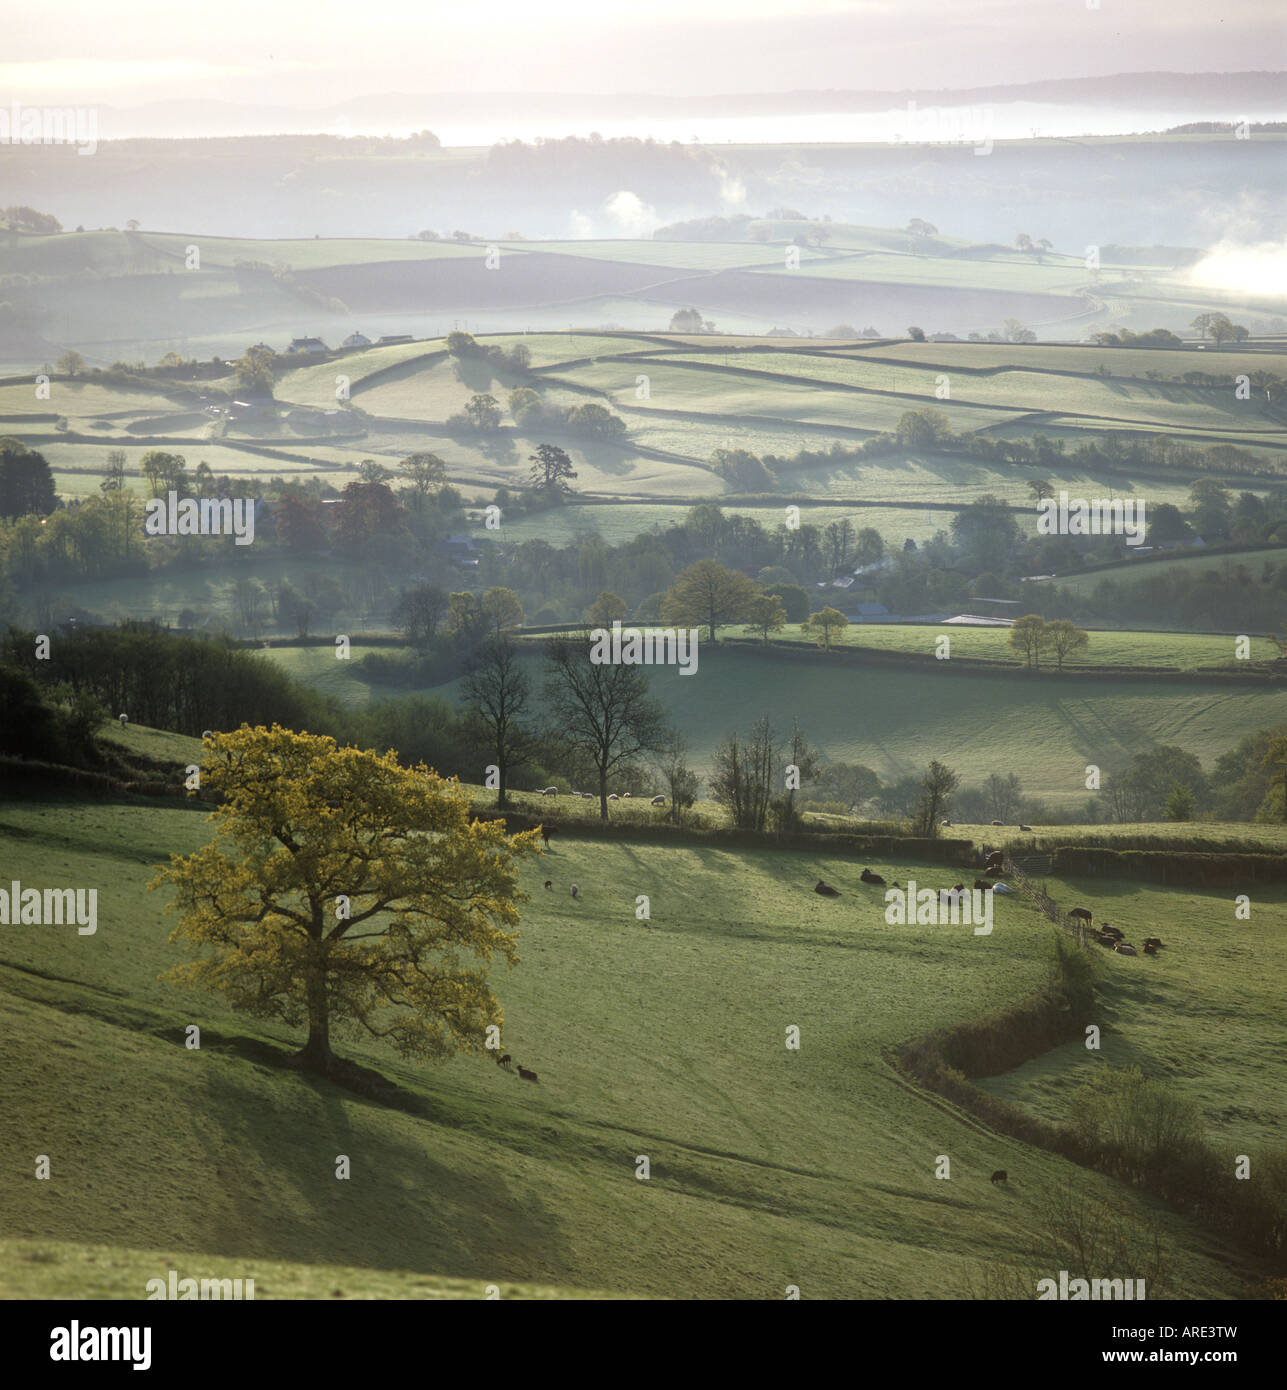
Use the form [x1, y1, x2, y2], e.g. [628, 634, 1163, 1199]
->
[809, 849, 1164, 959]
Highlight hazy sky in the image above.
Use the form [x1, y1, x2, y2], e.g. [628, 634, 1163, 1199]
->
[3, 0, 1284, 107]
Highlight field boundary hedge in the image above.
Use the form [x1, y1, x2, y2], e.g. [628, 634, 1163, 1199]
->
[1050, 845, 1287, 886]
[471, 803, 979, 865]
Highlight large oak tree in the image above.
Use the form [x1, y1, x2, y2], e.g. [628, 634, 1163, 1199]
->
[151, 726, 539, 1076]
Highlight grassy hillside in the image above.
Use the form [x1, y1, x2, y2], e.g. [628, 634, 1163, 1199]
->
[977, 875, 1287, 1151]
[0, 1238, 632, 1300]
[0, 796, 1260, 1298]
[369, 642, 1284, 804]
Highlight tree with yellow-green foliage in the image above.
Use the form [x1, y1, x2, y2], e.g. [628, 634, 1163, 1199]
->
[661, 558, 757, 642]
[802, 606, 848, 651]
[150, 726, 540, 1076]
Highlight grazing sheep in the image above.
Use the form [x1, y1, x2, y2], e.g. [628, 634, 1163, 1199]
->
[860, 868, 887, 885]
[990, 820, 1004, 826]
[518, 1067, 539, 1083]
[622, 792, 632, 799]
[580, 791, 595, 800]
[650, 794, 666, 807]
[607, 793, 619, 801]
[1113, 942, 1138, 957]
[1068, 907, 1093, 925]
[119, 713, 128, 726]
[940, 819, 952, 827]
[814, 880, 840, 897]
[1018, 824, 1033, 832]
[990, 1170, 1008, 1184]
[570, 884, 579, 899]
[544, 880, 552, 889]
[541, 786, 559, 796]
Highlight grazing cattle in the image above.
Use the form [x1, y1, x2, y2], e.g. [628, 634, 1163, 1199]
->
[518, 1067, 539, 1083]
[544, 880, 552, 889]
[541, 786, 559, 796]
[814, 880, 840, 897]
[500, 1054, 512, 1065]
[990, 1170, 1008, 1184]
[493, 1050, 512, 1065]
[1100, 926, 1124, 940]
[1143, 942, 1157, 955]
[1114, 942, 1138, 956]
[973, 879, 994, 892]
[1068, 907, 1093, 925]
[1096, 933, 1116, 949]
[1143, 936, 1163, 949]
[952, 883, 965, 892]
[570, 884, 580, 899]
[540, 824, 556, 846]
[650, 795, 666, 807]
[1018, 824, 1033, 832]
[860, 868, 886, 885]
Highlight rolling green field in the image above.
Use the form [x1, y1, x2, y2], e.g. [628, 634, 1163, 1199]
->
[264, 640, 1287, 804]
[0, 1238, 630, 1300]
[10, 326, 1286, 527]
[1046, 548, 1287, 596]
[0, 794, 1265, 1298]
[977, 875, 1287, 1151]
[733, 625, 1277, 668]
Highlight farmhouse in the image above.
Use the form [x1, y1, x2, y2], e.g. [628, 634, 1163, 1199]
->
[341, 331, 372, 348]
[285, 337, 329, 355]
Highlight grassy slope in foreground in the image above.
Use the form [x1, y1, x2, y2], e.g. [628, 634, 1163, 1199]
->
[0, 1238, 631, 1300]
[0, 798, 1252, 1298]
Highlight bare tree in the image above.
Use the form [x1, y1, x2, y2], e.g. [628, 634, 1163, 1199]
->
[710, 717, 780, 831]
[654, 730, 700, 825]
[544, 634, 667, 820]
[914, 759, 959, 837]
[463, 636, 535, 810]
